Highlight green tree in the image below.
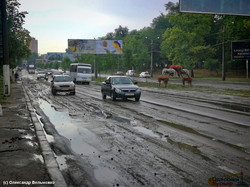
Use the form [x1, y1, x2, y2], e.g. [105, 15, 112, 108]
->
[204, 58, 220, 76]
[212, 15, 250, 73]
[161, 13, 215, 76]
[114, 25, 129, 39]
[6, 0, 31, 67]
[61, 57, 71, 72]
[122, 35, 150, 72]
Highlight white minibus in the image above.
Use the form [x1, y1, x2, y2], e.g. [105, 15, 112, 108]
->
[69, 63, 92, 84]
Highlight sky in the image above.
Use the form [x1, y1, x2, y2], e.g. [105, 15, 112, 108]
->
[19, 0, 177, 54]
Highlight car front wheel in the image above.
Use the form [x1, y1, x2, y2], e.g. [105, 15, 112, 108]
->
[102, 92, 106, 99]
[52, 89, 57, 95]
[111, 91, 116, 101]
[135, 96, 140, 101]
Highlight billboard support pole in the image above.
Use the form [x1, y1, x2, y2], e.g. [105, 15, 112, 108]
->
[247, 60, 249, 79]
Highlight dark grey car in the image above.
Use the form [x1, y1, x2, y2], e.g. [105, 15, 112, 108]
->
[101, 76, 141, 101]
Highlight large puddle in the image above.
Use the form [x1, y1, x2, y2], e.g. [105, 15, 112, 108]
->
[38, 98, 100, 156]
[38, 98, 120, 185]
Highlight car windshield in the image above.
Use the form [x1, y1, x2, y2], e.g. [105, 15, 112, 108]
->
[111, 77, 133, 85]
[38, 72, 46, 74]
[78, 67, 91, 73]
[54, 76, 72, 82]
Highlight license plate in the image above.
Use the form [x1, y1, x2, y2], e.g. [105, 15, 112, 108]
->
[61, 88, 69, 90]
[125, 93, 134, 96]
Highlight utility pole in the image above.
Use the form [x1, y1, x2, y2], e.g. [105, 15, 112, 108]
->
[222, 24, 225, 81]
[150, 39, 153, 77]
[1, 0, 10, 96]
[247, 59, 249, 79]
[146, 36, 159, 78]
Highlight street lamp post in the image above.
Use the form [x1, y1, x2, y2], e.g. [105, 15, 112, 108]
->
[146, 37, 159, 78]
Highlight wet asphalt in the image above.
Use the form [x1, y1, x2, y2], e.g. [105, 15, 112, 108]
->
[20, 70, 250, 187]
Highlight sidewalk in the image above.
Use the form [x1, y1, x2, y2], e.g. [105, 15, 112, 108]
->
[0, 82, 66, 186]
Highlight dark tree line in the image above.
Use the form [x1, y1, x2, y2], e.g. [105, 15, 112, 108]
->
[77, 2, 250, 76]
[0, 0, 32, 70]
[35, 2, 250, 77]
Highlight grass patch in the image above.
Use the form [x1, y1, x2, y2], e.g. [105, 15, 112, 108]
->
[93, 77, 106, 83]
[195, 77, 250, 82]
[138, 81, 210, 90]
[224, 89, 250, 97]
[137, 79, 250, 97]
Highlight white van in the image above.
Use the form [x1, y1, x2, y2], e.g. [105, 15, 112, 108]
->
[69, 63, 92, 84]
[126, 70, 136, 76]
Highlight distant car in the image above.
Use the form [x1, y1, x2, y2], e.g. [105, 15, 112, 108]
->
[51, 75, 75, 95]
[47, 70, 53, 75]
[36, 71, 48, 80]
[52, 72, 62, 78]
[101, 76, 141, 101]
[115, 71, 124, 75]
[139, 72, 150, 78]
[125, 70, 136, 76]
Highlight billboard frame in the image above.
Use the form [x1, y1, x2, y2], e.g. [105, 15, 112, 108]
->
[231, 40, 250, 60]
[231, 40, 250, 79]
[179, 0, 250, 17]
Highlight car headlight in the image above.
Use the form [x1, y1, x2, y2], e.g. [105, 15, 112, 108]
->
[115, 88, 122, 93]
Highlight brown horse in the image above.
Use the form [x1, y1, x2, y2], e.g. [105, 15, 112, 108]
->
[157, 75, 169, 87]
[182, 77, 193, 86]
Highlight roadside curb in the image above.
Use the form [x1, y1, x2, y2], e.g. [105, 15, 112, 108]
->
[22, 84, 67, 187]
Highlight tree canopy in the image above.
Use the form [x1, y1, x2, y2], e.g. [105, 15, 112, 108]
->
[2, 0, 32, 68]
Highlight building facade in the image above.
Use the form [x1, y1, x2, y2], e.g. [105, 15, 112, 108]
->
[29, 37, 38, 54]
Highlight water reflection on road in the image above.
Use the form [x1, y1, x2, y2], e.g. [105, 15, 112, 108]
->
[38, 98, 99, 156]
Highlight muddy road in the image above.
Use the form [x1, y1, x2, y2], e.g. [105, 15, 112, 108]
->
[21, 71, 250, 187]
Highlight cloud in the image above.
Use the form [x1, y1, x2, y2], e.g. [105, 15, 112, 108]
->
[19, 0, 170, 53]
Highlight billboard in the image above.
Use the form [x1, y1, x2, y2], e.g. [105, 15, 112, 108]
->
[68, 39, 96, 54]
[179, 0, 250, 16]
[96, 40, 122, 54]
[68, 39, 122, 55]
[232, 40, 250, 60]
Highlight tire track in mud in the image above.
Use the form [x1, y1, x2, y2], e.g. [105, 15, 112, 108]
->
[75, 85, 250, 150]
[76, 84, 250, 126]
[74, 84, 250, 174]
[48, 84, 250, 185]
[23, 77, 250, 186]
[53, 96, 214, 186]
[23, 79, 215, 186]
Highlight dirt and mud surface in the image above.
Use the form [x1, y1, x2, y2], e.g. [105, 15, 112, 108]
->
[21, 70, 250, 187]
